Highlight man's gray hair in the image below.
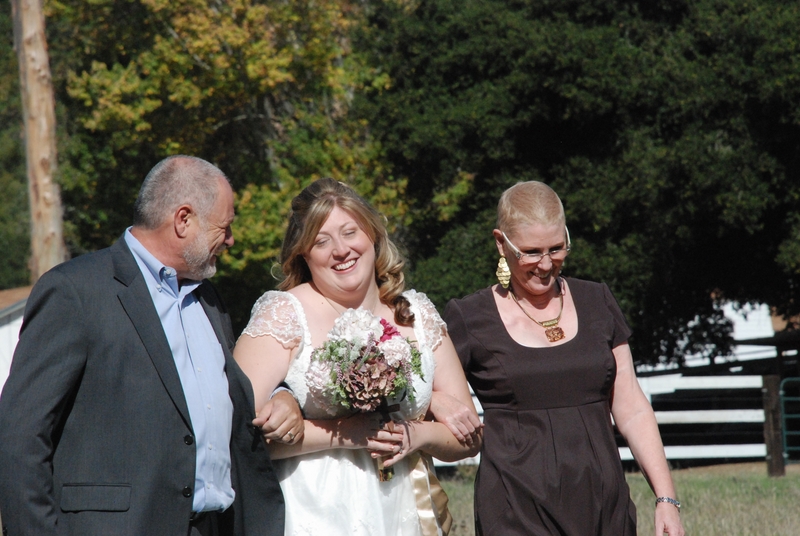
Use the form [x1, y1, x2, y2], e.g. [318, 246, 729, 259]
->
[133, 155, 229, 229]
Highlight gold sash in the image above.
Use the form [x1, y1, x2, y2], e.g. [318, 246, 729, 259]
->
[409, 452, 453, 535]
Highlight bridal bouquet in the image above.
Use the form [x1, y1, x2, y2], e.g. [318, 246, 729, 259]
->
[308, 308, 424, 413]
[307, 308, 424, 480]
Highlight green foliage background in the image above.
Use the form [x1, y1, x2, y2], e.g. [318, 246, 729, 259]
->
[0, 8, 29, 289]
[2, 0, 800, 364]
[357, 0, 800, 362]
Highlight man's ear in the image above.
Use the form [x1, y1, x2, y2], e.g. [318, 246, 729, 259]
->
[174, 205, 193, 238]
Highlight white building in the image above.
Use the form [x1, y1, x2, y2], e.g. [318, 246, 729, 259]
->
[0, 287, 31, 392]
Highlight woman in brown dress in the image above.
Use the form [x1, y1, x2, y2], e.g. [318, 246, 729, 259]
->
[442, 181, 685, 536]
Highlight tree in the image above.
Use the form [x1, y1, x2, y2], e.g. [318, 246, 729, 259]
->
[42, 0, 408, 331]
[357, 0, 800, 364]
[12, 0, 66, 280]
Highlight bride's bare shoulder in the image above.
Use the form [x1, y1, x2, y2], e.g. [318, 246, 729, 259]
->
[287, 283, 315, 302]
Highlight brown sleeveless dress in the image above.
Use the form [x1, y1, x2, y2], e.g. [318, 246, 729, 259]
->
[444, 278, 637, 536]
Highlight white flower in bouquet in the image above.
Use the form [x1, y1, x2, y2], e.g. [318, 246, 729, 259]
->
[328, 308, 384, 344]
[379, 336, 413, 368]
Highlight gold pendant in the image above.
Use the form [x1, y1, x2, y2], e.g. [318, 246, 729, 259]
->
[545, 326, 565, 342]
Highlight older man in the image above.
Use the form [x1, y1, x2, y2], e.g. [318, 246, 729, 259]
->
[0, 156, 301, 536]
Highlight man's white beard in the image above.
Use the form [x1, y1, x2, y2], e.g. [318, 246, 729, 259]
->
[182, 230, 217, 281]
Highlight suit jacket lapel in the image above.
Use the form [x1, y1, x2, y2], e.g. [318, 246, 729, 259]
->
[196, 284, 258, 420]
[196, 283, 235, 356]
[111, 239, 193, 429]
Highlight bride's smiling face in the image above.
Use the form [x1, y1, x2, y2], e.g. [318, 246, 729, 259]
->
[303, 205, 377, 297]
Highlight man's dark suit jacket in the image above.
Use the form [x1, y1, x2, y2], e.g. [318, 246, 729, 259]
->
[0, 238, 284, 536]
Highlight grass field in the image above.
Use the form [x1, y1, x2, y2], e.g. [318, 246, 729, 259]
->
[440, 462, 800, 536]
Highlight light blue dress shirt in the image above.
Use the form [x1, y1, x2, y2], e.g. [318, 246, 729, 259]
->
[125, 229, 235, 513]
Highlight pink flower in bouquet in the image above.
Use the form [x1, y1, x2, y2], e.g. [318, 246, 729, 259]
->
[379, 318, 402, 342]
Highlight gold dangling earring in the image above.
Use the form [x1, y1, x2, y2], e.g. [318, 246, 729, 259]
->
[496, 255, 511, 288]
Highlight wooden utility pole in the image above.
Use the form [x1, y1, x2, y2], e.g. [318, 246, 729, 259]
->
[12, 0, 67, 281]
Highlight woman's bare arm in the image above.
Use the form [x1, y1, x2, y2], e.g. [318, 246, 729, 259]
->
[611, 342, 684, 536]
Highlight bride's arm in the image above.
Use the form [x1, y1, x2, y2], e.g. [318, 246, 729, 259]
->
[234, 333, 293, 412]
[235, 333, 403, 459]
[266, 414, 403, 460]
[383, 333, 483, 466]
[234, 332, 304, 443]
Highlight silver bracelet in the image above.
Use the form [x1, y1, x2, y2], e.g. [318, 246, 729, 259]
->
[655, 496, 681, 512]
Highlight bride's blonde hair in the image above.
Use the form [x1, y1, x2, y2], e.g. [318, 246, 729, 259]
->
[278, 178, 414, 326]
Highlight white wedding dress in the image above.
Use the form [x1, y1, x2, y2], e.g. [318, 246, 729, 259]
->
[242, 290, 446, 536]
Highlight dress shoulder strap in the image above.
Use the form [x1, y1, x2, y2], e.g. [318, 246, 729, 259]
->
[404, 289, 447, 352]
[241, 290, 306, 349]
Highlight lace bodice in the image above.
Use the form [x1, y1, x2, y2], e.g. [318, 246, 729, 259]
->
[242, 289, 446, 420]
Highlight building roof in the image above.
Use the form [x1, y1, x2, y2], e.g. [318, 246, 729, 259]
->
[0, 286, 32, 318]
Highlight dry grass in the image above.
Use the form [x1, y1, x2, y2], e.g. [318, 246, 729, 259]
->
[439, 462, 800, 536]
[629, 462, 800, 536]
[439, 465, 478, 536]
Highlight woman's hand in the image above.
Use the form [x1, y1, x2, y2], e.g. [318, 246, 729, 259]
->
[428, 391, 483, 445]
[373, 420, 416, 467]
[367, 420, 409, 465]
[334, 412, 404, 454]
[654, 502, 684, 536]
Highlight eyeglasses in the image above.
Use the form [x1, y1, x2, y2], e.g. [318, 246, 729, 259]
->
[502, 228, 571, 264]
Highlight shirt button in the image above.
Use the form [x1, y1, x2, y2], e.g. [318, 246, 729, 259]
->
[182, 486, 193, 498]
[184, 435, 194, 445]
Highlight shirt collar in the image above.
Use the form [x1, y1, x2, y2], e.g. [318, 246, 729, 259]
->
[124, 228, 202, 295]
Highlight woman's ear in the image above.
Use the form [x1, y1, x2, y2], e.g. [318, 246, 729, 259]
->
[492, 229, 505, 257]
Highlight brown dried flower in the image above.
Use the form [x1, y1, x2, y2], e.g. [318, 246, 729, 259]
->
[342, 355, 397, 412]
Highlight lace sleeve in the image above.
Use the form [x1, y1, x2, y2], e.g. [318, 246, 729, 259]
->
[241, 291, 303, 350]
[405, 289, 447, 351]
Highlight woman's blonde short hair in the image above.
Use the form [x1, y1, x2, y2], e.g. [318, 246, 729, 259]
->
[497, 181, 566, 235]
[278, 178, 413, 326]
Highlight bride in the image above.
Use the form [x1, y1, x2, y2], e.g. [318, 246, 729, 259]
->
[234, 178, 482, 535]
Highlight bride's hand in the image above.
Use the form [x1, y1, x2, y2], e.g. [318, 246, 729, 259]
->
[375, 420, 418, 467]
[335, 413, 403, 454]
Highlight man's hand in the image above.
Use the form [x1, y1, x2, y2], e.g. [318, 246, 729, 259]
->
[253, 390, 304, 444]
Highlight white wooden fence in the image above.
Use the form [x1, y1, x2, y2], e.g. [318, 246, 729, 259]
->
[619, 374, 766, 460]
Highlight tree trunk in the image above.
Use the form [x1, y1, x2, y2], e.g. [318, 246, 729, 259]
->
[12, 0, 66, 282]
